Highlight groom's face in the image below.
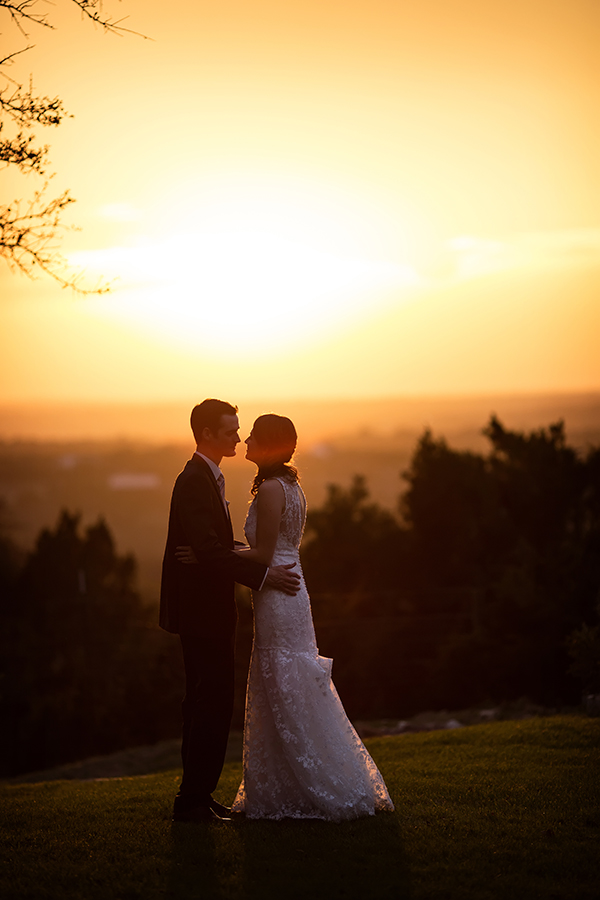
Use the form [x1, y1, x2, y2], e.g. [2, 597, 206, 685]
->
[208, 414, 241, 461]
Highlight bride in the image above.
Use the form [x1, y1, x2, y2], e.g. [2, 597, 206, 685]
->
[229, 413, 394, 821]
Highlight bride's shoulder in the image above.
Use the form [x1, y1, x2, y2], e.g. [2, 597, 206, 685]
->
[256, 477, 286, 513]
[256, 477, 286, 496]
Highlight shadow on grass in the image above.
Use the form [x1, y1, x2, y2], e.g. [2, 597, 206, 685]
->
[167, 812, 410, 900]
[242, 815, 411, 899]
[167, 821, 222, 899]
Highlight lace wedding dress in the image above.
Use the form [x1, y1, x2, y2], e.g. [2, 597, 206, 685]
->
[232, 476, 394, 821]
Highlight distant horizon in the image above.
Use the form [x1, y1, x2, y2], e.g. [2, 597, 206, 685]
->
[1, 390, 599, 446]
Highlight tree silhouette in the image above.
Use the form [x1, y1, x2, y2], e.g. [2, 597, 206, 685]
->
[302, 474, 404, 597]
[302, 418, 600, 711]
[0, 1, 143, 292]
[400, 429, 510, 590]
[0, 510, 182, 776]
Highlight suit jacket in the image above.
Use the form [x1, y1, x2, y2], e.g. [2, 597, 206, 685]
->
[159, 455, 267, 637]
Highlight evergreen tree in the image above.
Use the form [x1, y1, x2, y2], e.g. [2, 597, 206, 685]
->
[0, 510, 181, 776]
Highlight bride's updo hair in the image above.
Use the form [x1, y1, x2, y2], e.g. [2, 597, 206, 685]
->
[251, 414, 299, 495]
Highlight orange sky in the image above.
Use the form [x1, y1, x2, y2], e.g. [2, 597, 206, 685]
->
[1, 0, 599, 403]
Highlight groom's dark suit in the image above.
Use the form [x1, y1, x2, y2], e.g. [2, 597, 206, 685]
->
[160, 454, 267, 805]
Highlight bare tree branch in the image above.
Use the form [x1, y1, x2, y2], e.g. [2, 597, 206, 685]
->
[0, 46, 36, 69]
[0, 127, 48, 171]
[0, 183, 111, 293]
[0, 1, 145, 293]
[65, 0, 146, 38]
[0, 1, 147, 38]
[2, 1, 52, 34]
[1, 81, 68, 128]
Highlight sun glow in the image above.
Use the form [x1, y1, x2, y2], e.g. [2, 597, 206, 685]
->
[78, 228, 419, 354]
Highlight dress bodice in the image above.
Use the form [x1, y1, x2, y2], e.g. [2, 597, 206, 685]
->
[244, 476, 307, 565]
[243, 475, 314, 652]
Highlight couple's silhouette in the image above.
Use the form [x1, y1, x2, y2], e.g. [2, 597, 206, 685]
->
[160, 399, 393, 823]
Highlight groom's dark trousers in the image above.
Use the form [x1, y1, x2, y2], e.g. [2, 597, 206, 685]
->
[179, 631, 235, 799]
[160, 454, 266, 805]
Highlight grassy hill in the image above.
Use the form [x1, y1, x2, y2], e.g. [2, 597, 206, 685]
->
[1, 716, 598, 899]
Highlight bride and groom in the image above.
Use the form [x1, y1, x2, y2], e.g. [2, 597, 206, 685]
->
[160, 398, 393, 824]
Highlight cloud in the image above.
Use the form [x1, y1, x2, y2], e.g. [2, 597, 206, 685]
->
[440, 228, 600, 282]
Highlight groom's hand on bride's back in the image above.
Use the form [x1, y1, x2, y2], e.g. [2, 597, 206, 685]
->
[265, 563, 300, 595]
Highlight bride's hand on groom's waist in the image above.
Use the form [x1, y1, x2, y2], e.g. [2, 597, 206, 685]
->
[175, 545, 198, 564]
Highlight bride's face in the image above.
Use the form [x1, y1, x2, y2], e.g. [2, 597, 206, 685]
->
[245, 430, 265, 465]
[245, 430, 279, 467]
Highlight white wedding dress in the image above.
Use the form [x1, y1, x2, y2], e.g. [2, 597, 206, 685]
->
[232, 476, 394, 821]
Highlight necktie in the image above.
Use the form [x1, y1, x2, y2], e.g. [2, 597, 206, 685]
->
[217, 472, 226, 505]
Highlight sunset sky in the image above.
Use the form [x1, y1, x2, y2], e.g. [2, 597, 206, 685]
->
[1, 0, 599, 405]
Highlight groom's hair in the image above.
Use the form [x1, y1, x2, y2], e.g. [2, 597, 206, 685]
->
[191, 399, 238, 441]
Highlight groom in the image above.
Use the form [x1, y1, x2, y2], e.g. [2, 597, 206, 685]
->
[160, 399, 300, 823]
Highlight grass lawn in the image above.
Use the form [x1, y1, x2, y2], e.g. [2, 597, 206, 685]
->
[1, 716, 599, 899]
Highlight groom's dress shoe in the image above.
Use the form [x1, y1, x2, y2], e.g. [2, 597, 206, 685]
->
[172, 804, 231, 824]
[208, 798, 232, 817]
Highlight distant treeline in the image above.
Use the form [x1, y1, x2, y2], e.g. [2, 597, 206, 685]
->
[303, 416, 600, 717]
[1, 416, 599, 776]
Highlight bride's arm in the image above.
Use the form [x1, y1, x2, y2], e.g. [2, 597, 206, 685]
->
[234, 479, 284, 566]
[174, 478, 299, 591]
[175, 479, 285, 567]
